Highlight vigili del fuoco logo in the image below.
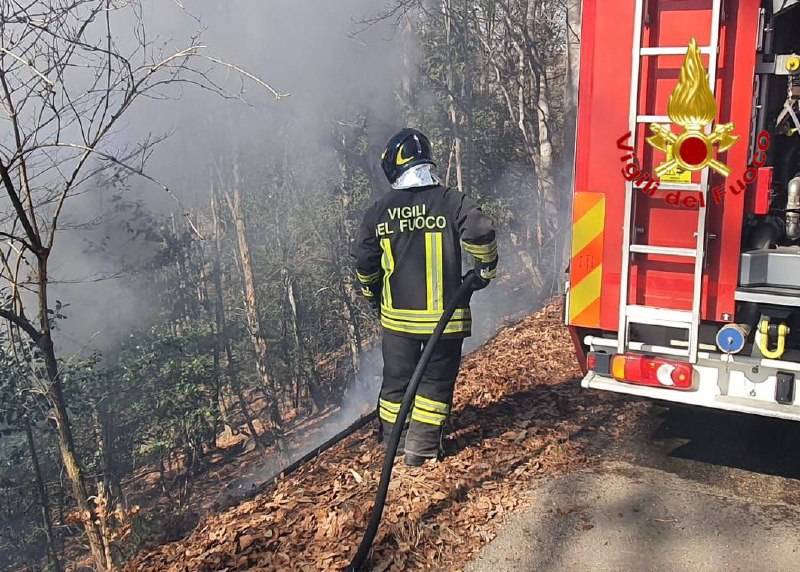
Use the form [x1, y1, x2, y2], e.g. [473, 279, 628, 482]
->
[648, 37, 738, 177]
[616, 37, 768, 207]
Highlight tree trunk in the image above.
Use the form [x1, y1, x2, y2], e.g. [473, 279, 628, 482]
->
[444, 0, 464, 192]
[94, 479, 116, 572]
[24, 416, 62, 572]
[37, 255, 110, 571]
[169, 214, 191, 331]
[509, 231, 544, 289]
[535, 71, 554, 253]
[334, 131, 365, 377]
[224, 163, 284, 450]
[46, 368, 109, 570]
[211, 189, 264, 450]
[211, 336, 235, 443]
[204, 198, 235, 441]
[284, 270, 325, 412]
[565, 0, 582, 158]
[92, 405, 125, 527]
[341, 279, 362, 376]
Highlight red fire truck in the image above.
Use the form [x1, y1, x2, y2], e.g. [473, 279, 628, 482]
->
[567, 0, 800, 419]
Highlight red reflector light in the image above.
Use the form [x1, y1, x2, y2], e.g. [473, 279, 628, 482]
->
[587, 353, 597, 370]
[753, 166, 773, 215]
[610, 354, 695, 390]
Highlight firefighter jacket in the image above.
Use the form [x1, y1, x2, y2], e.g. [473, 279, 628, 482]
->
[352, 184, 498, 338]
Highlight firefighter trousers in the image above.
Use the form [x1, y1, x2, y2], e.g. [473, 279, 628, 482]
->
[378, 331, 464, 459]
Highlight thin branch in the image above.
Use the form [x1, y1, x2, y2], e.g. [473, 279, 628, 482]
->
[0, 231, 34, 251]
[183, 213, 205, 240]
[0, 308, 41, 342]
[31, 143, 165, 186]
[0, 47, 55, 88]
[0, 160, 42, 250]
[201, 55, 291, 100]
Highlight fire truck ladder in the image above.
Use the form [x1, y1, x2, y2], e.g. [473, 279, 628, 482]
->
[618, 0, 723, 364]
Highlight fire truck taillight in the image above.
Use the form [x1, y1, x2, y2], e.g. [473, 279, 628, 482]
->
[587, 351, 611, 375]
[610, 354, 695, 390]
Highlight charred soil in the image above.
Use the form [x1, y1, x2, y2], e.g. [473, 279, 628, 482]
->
[127, 301, 648, 571]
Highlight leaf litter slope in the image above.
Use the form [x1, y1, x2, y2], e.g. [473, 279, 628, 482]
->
[128, 301, 645, 571]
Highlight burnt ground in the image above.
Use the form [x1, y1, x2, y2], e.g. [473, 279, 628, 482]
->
[127, 302, 648, 571]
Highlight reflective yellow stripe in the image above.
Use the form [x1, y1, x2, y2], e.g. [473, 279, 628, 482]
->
[379, 408, 398, 423]
[381, 317, 470, 335]
[471, 251, 498, 263]
[414, 394, 449, 414]
[356, 270, 381, 285]
[568, 193, 605, 327]
[380, 238, 395, 308]
[379, 398, 401, 413]
[567, 192, 605, 328]
[362, 287, 375, 298]
[380, 306, 471, 322]
[463, 240, 498, 262]
[568, 265, 603, 322]
[426, 233, 434, 311]
[463, 240, 497, 255]
[433, 233, 443, 310]
[381, 315, 471, 335]
[570, 199, 605, 258]
[411, 408, 447, 426]
[425, 232, 444, 312]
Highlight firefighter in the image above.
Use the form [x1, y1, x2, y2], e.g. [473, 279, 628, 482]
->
[352, 128, 498, 467]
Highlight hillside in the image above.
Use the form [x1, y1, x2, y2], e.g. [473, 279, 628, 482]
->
[127, 302, 646, 571]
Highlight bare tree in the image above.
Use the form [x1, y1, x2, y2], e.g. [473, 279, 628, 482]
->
[221, 158, 286, 451]
[0, 2, 283, 568]
[210, 185, 265, 451]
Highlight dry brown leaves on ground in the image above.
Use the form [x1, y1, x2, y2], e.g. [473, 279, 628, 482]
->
[126, 301, 645, 572]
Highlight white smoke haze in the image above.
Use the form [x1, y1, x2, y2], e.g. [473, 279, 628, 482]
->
[48, 0, 415, 353]
[12, 0, 563, 490]
[33, 0, 425, 492]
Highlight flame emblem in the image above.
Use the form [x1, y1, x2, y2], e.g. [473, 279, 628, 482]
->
[646, 38, 737, 177]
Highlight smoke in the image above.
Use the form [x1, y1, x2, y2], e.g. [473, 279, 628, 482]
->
[26, 0, 570, 487]
[47, 0, 414, 353]
[126, 0, 412, 193]
[44, 0, 566, 354]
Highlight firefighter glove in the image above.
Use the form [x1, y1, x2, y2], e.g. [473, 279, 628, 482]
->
[464, 269, 491, 291]
[360, 284, 381, 312]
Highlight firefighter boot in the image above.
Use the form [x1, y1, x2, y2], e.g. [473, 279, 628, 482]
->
[403, 388, 454, 466]
[379, 418, 408, 457]
[403, 432, 443, 467]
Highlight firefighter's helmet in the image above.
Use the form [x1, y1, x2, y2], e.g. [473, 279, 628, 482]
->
[381, 128, 435, 184]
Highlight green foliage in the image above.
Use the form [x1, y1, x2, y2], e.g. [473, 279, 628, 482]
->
[115, 324, 218, 462]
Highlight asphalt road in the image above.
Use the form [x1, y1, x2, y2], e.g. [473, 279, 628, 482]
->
[467, 402, 800, 571]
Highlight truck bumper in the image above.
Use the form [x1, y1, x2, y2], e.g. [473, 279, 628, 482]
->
[582, 357, 800, 422]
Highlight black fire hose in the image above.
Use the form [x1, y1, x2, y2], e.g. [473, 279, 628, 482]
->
[346, 273, 480, 572]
